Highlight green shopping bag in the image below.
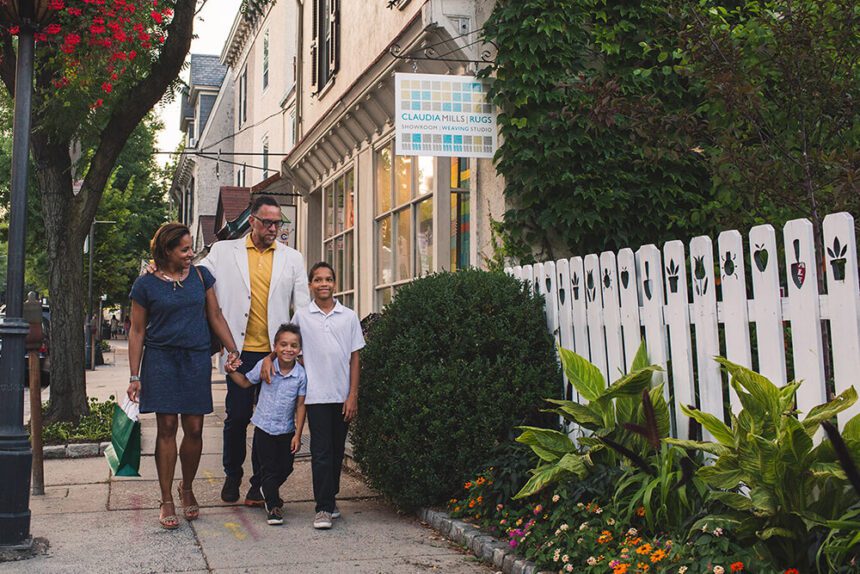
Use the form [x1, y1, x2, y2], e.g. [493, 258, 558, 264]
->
[104, 398, 141, 477]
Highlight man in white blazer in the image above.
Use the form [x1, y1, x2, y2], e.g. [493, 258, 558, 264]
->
[198, 195, 310, 506]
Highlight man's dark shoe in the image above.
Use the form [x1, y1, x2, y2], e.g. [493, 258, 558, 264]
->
[221, 476, 241, 503]
[244, 485, 265, 507]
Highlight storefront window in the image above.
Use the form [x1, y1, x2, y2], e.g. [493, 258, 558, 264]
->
[374, 141, 436, 309]
[450, 157, 471, 271]
[322, 168, 355, 308]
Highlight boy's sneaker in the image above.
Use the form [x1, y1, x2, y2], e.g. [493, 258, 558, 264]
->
[244, 486, 265, 508]
[331, 505, 341, 519]
[266, 506, 284, 526]
[313, 511, 333, 529]
[220, 476, 240, 503]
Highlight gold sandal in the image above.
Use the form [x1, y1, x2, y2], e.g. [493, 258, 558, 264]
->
[178, 482, 200, 521]
[158, 500, 180, 530]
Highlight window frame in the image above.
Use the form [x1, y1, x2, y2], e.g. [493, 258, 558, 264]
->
[262, 29, 270, 91]
[373, 140, 436, 308]
[239, 67, 248, 126]
[321, 166, 356, 308]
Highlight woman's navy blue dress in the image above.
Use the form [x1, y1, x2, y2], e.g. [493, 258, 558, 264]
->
[129, 265, 216, 415]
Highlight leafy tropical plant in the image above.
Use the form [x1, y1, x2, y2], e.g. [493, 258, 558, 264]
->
[666, 357, 860, 570]
[513, 343, 663, 498]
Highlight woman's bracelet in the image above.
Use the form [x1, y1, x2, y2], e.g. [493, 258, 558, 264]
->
[129, 375, 140, 383]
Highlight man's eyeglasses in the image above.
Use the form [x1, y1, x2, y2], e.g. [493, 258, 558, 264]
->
[252, 216, 288, 229]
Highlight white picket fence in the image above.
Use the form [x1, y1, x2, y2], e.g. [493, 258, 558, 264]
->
[506, 212, 860, 439]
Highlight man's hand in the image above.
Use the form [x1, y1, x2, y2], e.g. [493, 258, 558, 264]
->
[290, 434, 302, 454]
[261, 354, 275, 384]
[142, 261, 157, 275]
[343, 394, 358, 422]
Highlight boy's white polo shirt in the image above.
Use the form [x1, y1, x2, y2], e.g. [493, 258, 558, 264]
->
[292, 299, 365, 404]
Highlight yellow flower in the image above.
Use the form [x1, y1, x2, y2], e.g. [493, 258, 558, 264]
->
[650, 549, 666, 563]
[636, 543, 653, 555]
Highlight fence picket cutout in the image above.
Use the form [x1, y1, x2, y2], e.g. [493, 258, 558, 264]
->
[748, 224, 787, 386]
[569, 256, 590, 362]
[515, 212, 858, 438]
[822, 213, 860, 426]
[617, 248, 641, 373]
[783, 219, 827, 419]
[599, 251, 625, 380]
[584, 254, 608, 381]
[717, 229, 751, 413]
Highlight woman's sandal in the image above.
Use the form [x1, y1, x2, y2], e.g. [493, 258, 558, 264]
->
[158, 500, 180, 530]
[177, 482, 200, 521]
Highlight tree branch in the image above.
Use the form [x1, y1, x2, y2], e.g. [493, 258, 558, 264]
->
[79, 0, 196, 225]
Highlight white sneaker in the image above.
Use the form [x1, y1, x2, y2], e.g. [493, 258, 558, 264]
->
[313, 511, 333, 529]
[331, 505, 341, 519]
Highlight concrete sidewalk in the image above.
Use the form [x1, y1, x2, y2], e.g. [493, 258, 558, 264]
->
[7, 341, 491, 573]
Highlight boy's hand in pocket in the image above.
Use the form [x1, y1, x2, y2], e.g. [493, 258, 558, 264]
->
[290, 434, 302, 454]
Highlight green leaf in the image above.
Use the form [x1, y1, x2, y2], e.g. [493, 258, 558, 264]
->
[679, 404, 735, 446]
[664, 438, 730, 456]
[809, 462, 847, 480]
[630, 340, 649, 372]
[602, 366, 662, 401]
[698, 463, 744, 490]
[512, 453, 588, 499]
[716, 357, 780, 415]
[803, 387, 858, 431]
[842, 413, 860, 442]
[709, 491, 753, 511]
[749, 487, 777, 515]
[515, 426, 576, 458]
[757, 526, 795, 540]
[559, 347, 605, 402]
[543, 399, 603, 427]
[780, 416, 813, 466]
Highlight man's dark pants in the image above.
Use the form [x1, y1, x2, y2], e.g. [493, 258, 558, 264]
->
[223, 350, 269, 491]
[253, 427, 296, 510]
[306, 403, 349, 513]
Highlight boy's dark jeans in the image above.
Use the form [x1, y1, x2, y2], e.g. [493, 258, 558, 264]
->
[223, 350, 269, 490]
[306, 403, 349, 513]
[253, 427, 296, 510]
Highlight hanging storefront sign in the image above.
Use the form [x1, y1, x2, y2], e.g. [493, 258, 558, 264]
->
[395, 73, 497, 159]
[277, 205, 297, 249]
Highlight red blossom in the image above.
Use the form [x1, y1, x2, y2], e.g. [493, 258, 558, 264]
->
[66, 7, 82, 16]
[9, 26, 20, 35]
[44, 23, 62, 35]
[48, 0, 65, 10]
[150, 11, 162, 23]
[101, 82, 113, 93]
[91, 98, 104, 109]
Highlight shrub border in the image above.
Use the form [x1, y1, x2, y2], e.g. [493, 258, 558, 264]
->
[418, 508, 552, 574]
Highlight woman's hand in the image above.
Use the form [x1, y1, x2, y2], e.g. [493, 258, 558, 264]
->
[127, 380, 141, 403]
[290, 434, 302, 454]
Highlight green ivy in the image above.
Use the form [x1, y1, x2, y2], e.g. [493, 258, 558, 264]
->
[482, 0, 719, 259]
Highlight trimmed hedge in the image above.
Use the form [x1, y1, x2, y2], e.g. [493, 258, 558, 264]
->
[352, 269, 561, 510]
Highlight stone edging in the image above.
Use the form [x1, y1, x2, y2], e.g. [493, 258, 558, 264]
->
[418, 508, 551, 574]
[42, 442, 110, 459]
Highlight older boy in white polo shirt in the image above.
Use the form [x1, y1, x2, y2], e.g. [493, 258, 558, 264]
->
[291, 261, 365, 529]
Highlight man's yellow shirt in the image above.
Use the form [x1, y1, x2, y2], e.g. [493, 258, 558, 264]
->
[243, 234, 275, 352]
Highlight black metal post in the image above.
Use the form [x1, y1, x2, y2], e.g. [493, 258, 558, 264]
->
[0, 22, 35, 549]
[85, 222, 94, 370]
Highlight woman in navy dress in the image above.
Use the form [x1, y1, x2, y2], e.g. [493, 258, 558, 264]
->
[127, 223, 241, 530]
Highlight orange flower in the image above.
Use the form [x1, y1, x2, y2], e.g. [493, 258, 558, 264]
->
[784, 570, 799, 574]
[464, 481, 472, 489]
[613, 564, 630, 574]
[476, 496, 483, 504]
[637, 562, 650, 572]
[598, 530, 614, 544]
[635, 506, 646, 517]
[476, 476, 486, 486]
[636, 543, 653, 555]
[468, 500, 475, 508]
[731, 563, 744, 572]
[650, 549, 666, 563]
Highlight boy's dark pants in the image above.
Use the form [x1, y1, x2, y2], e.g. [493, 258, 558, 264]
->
[306, 403, 349, 513]
[223, 350, 268, 490]
[253, 427, 296, 509]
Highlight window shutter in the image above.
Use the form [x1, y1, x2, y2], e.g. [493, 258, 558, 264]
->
[327, 0, 339, 77]
[310, 0, 319, 92]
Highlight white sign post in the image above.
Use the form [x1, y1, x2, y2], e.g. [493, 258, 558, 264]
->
[395, 73, 497, 158]
[278, 205, 297, 249]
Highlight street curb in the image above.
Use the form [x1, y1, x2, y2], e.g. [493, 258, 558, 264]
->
[42, 442, 110, 459]
[417, 508, 552, 574]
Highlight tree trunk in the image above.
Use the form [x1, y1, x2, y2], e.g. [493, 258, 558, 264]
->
[36, 144, 90, 424]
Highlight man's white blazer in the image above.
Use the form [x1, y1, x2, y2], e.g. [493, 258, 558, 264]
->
[198, 238, 310, 352]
